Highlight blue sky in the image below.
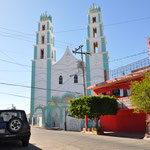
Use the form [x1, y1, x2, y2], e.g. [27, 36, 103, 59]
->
[0, 0, 150, 113]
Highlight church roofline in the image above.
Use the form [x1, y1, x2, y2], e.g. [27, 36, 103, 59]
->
[52, 46, 80, 67]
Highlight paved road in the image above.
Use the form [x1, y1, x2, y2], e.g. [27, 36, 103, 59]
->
[0, 127, 150, 150]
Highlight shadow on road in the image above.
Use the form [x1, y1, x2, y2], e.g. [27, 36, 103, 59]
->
[0, 141, 42, 150]
[104, 132, 145, 139]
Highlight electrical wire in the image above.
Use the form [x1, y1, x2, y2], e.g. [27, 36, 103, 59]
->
[0, 49, 148, 73]
[0, 82, 82, 94]
[0, 15, 149, 44]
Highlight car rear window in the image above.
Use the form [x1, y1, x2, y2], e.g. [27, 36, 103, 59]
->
[0, 111, 26, 122]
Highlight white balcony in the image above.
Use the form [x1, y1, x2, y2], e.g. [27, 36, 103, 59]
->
[118, 97, 132, 109]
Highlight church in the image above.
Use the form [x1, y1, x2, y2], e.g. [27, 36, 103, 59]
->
[30, 4, 109, 130]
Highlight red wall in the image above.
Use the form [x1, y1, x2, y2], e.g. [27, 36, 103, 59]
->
[93, 78, 142, 96]
[101, 109, 146, 133]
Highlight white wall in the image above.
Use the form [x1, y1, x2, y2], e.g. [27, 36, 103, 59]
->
[66, 116, 82, 131]
[34, 59, 47, 116]
[51, 47, 83, 98]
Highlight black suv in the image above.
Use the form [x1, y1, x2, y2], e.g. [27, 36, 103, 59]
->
[0, 110, 31, 147]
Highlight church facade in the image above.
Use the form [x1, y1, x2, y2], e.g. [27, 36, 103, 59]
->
[30, 4, 109, 130]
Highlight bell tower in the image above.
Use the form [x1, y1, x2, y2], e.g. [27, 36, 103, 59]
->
[30, 12, 56, 118]
[37, 12, 56, 64]
[86, 4, 109, 95]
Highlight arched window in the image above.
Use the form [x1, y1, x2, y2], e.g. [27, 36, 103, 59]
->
[74, 75, 78, 83]
[41, 36, 45, 44]
[59, 75, 63, 84]
[93, 42, 98, 53]
[40, 49, 44, 59]
[93, 17, 96, 23]
[93, 28, 97, 37]
[42, 25, 45, 31]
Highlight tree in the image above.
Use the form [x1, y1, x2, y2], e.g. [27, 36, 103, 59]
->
[69, 95, 118, 132]
[130, 71, 150, 138]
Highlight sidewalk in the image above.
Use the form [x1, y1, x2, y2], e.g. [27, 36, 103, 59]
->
[103, 131, 145, 139]
[32, 126, 145, 139]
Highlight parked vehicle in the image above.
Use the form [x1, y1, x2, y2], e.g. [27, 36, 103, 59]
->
[0, 110, 31, 147]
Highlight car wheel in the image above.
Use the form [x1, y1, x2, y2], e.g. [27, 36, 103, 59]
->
[7, 117, 23, 134]
[22, 140, 29, 147]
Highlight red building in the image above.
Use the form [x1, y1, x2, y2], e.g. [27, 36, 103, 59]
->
[87, 68, 150, 133]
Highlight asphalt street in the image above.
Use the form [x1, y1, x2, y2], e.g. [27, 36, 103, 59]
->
[0, 127, 150, 150]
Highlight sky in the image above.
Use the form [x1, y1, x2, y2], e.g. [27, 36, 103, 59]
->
[0, 0, 150, 114]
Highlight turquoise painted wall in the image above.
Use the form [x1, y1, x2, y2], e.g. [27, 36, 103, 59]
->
[36, 33, 39, 45]
[47, 21, 49, 30]
[38, 23, 40, 31]
[47, 60, 51, 104]
[47, 45, 51, 58]
[47, 31, 50, 43]
[103, 53, 109, 80]
[86, 40, 91, 95]
[46, 44, 52, 126]
[88, 15, 90, 24]
[46, 109, 52, 128]
[99, 24, 103, 36]
[54, 50, 56, 61]
[98, 14, 101, 22]
[34, 46, 37, 59]
[87, 25, 90, 38]
[30, 61, 36, 118]
[101, 38, 106, 52]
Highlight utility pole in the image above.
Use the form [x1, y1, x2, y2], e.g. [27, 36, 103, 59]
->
[73, 45, 91, 129]
[72, 45, 90, 96]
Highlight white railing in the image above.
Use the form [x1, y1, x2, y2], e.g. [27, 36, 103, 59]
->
[118, 96, 132, 109]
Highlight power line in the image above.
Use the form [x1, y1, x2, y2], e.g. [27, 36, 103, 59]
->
[0, 33, 34, 43]
[104, 16, 150, 27]
[0, 28, 77, 46]
[0, 26, 35, 37]
[0, 49, 148, 74]
[0, 82, 82, 95]
[0, 30, 77, 49]
[0, 91, 30, 99]
[0, 50, 31, 72]
[0, 15, 149, 43]
[54, 16, 150, 33]
[109, 51, 148, 62]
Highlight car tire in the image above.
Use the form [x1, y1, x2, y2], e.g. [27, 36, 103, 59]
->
[7, 117, 23, 134]
[22, 140, 29, 147]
